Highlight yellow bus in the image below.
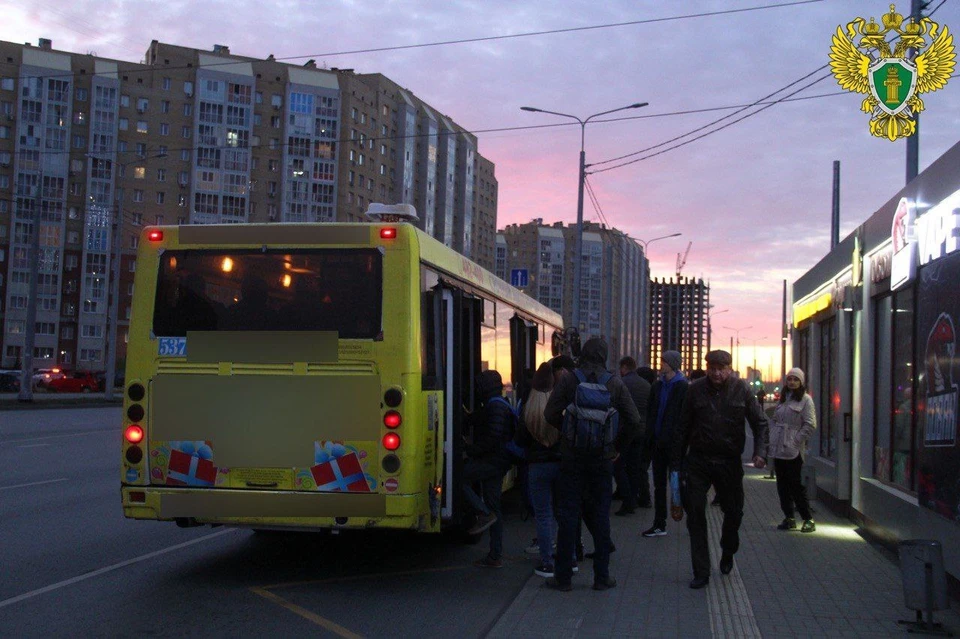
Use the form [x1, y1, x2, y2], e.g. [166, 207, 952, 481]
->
[120, 208, 563, 534]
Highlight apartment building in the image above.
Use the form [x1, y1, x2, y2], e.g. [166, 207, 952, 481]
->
[499, 219, 647, 364]
[0, 38, 497, 371]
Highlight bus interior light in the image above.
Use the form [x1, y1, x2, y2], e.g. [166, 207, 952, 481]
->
[383, 411, 402, 428]
[124, 425, 144, 444]
[380, 227, 397, 239]
[382, 433, 401, 451]
[147, 230, 164, 242]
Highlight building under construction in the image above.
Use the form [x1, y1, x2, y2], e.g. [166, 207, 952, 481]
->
[648, 277, 710, 373]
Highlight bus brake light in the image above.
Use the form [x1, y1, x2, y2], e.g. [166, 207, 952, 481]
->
[125, 425, 144, 444]
[383, 411, 401, 428]
[147, 230, 164, 242]
[382, 433, 401, 451]
[380, 227, 397, 239]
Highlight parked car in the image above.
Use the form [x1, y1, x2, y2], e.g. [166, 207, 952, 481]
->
[32, 368, 65, 390]
[47, 371, 98, 393]
[0, 372, 20, 392]
[94, 370, 125, 392]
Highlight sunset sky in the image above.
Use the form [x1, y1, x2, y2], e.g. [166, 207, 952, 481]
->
[4, 0, 959, 379]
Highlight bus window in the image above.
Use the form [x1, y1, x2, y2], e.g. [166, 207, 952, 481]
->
[152, 248, 382, 338]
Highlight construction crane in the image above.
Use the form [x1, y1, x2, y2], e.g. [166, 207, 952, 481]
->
[676, 241, 692, 279]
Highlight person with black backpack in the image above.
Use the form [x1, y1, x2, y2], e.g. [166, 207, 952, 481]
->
[463, 369, 517, 568]
[543, 338, 642, 591]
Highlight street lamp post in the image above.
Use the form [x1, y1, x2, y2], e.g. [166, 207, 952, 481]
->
[722, 324, 753, 374]
[744, 336, 768, 380]
[521, 102, 648, 332]
[707, 308, 728, 352]
[635, 232, 682, 255]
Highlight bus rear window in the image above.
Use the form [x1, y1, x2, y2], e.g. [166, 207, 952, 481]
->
[152, 249, 382, 338]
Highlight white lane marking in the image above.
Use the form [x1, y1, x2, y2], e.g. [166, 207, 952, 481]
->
[0, 478, 68, 491]
[18, 444, 50, 449]
[0, 528, 236, 610]
[1, 430, 115, 445]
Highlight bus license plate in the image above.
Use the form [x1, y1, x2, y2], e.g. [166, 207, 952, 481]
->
[158, 337, 187, 357]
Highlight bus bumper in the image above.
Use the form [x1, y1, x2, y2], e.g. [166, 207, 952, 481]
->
[121, 487, 431, 531]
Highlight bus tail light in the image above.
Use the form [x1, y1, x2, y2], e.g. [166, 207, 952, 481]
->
[125, 425, 144, 444]
[129, 491, 146, 503]
[383, 411, 401, 428]
[382, 433, 401, 451]
[147, 230, 164, 242]
[125, 446, 143, 464]
[380, 227, 397, 239]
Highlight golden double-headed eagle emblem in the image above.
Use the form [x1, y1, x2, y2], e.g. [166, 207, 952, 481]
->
[830, 4, 955, 141]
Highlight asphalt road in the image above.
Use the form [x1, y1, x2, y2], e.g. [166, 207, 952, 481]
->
[0, 407, 535, 637]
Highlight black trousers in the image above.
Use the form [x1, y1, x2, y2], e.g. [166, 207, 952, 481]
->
[683, 455, 744, 579]
[774, 454, 812, 521]
[650, 446, 671, 528]
[556, 456, 614, 582]
[613, 437, 644, 509]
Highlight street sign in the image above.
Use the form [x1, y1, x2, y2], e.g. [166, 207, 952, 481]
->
[510, 269, 528, 288]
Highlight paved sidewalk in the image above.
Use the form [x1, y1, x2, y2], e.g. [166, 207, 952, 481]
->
[489, 466, 960, 638]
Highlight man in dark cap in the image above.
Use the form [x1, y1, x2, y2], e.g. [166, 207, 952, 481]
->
[613, 356, 651, 515]
[544, 338, 642, 592]
[672, 349, 768, 589]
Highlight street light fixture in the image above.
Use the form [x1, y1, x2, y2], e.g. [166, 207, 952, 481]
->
[707, 308, 727, 351]
[722, 324, 753, 374]
[635, 232, 682, 254]
[521, 101, 649, 332]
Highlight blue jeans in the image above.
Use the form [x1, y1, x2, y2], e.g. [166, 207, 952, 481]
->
[528, 461, 561, 566]
[556, 455, 614, 582]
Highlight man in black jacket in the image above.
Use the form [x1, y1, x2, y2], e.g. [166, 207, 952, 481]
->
[672, 350, 768, 589]
[642, 350, 688, 538]
[613, 356, 651, 516]
[543, 338, 642, 591]
[463, 369, 515, 568]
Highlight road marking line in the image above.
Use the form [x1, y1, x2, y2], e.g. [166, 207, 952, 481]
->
[706, 496, 762, 638]
[0, 528, 235, 610]
[250, 587, 364, 638]
[18, 444, 50, 449]
[0, 478, 68, 491]
[0, 429, 114, 445]
[259, 563, 469, 590]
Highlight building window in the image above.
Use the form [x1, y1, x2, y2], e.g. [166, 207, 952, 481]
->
[182, 126, 191, 138]
[157, 168, 166, 182]
[120, 94, 130, 107]
[133, 190, 143, 202]
[159, 123, 169, 136]
[1, 78, 14, 91]
[134, 166, 145, 179]
[184, 81, 193, 96]
[160, 100, 170, 113]
[162, 77, 171, 90]
[119, 118, 129, 131]
[156, 192, 165, 204]
[137, 97, 149, 112]
[183, 103, 193, 116]
[137, 121, 148, 134]
[271, 94, 282, 108]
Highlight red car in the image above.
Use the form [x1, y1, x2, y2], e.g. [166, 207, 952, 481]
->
[46, 371, 99, 393]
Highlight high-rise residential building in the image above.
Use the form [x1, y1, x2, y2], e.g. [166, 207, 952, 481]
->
[0, 38, 497, 371]
[648, 276, 710, 374]
[494, 233, 508, 282]
[499, 219, 647, 364]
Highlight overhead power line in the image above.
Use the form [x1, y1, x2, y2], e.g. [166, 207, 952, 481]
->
[0, 0, 825, 83]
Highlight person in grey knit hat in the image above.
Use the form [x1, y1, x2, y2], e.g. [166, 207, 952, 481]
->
[662, 350, 683, 375]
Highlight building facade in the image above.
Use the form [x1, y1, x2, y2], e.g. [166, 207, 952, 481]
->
[0, 38, 497, 371]
[792, 138, 960, 583]
[499, 219, 647, 364]
[648, 277, 710, 373]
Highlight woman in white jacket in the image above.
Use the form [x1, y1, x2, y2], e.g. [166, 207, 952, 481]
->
[769, 368, 817, 533]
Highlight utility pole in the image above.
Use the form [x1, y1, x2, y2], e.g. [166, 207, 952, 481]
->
[781, 279, 788, 384]
[18, 171, 43, 402]
[906, 0, 925, 183]
[831, 161, 840, 249]
[103, 202, 123, 400]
